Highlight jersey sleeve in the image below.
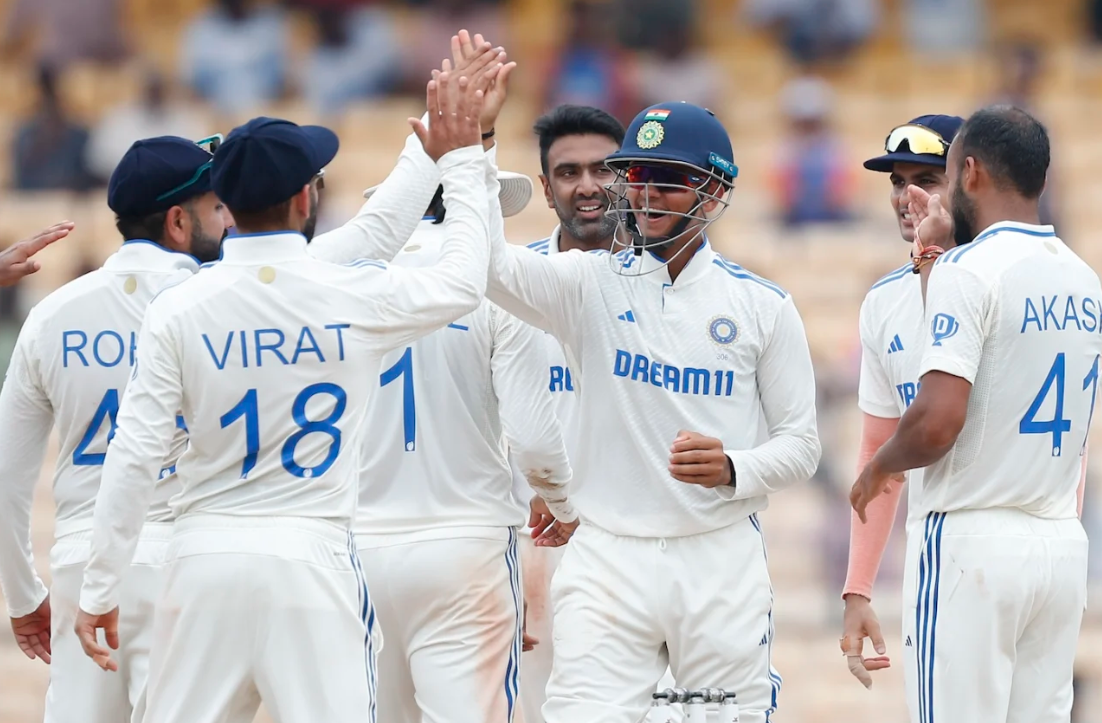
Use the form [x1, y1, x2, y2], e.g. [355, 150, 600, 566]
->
[857, 295, 899, 418]
[483, 144, 587, 354]
[0, 323, 53, 617]
[354, 144, 490, 354]
[490, 305, 576, 523]
[79, 305, 184, 615]
[918, 261, 992, 383]
[721, 296, 822, 500]
[307, 124, 440, 265]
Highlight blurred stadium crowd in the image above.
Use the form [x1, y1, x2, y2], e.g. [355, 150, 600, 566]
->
[1, 0, 1102, 721]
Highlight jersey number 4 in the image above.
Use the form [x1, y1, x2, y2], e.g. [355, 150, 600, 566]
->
[220, 383, 347, 479]
[1020, 353, 1100, 456]
[72, 389, 120, 466]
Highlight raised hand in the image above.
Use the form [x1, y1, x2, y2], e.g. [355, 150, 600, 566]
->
[449, 30, 515, 133]
[408, 71, 485, 162]
[0, 221, 74, 286]
[907, 184, 952, 253]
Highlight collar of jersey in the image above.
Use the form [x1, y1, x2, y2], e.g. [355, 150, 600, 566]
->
[630, 237, 714, 286]
[106, 239, 200, 274]
[218, 231, 308, 264]
[972, 220, 1056, 244]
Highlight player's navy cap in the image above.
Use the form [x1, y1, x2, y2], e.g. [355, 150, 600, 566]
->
[863, 114, 965, 172]
[211, 117, 338, 212]
[605, 102, 739, 180]
[108, 136, 214, 217]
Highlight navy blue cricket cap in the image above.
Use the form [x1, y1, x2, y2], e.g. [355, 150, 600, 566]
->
[606, 102, 739, 180]
[211, 117, 338, 213]
[863, 114, 965, 172]
[108, 136, 214, 217]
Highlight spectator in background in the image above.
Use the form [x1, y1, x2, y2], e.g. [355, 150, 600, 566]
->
[399, 0, 506, 96]
[298, 1, 400, 116]
[743, 0, 877, 66]
[901, 0, 983, 54]
[180, 0, 289, 114]
[541, 0, 637, 124]
[86, 70, 208, 183]
[990, 42, 1060, 230]
[11, 65, 96, 191]
[612, 0, 695, 50]
[1, 0, 125, 69]
[771, 76, 856, 227]
[632, 12, 719, 110]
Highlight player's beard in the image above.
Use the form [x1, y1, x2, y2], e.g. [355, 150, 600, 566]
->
[302, 189, 319, 242]
[555, 193, 617, 247]
[950, 183, 978, 246]
[188, 212, 227, 264]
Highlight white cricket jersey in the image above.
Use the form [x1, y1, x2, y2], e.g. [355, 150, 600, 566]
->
[919, 221, 1102, 518]
[79, 145, 490, 614]
[857, 260, 928, 522]
[0, 241, 194, 617]
[508, 228, 581, 509]
[483, 155, 821, 538]
[354, 218, 574, 540]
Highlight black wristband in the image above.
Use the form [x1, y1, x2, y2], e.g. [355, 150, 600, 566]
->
[481, 128, 495, 140]
[727, 456, 736, 487]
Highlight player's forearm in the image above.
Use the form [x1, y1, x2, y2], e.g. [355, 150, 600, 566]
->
[0, 382, 53, 616]
[869, 403, 954, 476]
[723, 430, 821, 501]
[309, 123, 440, 265]
[516, 448, 577, 523]
[79, 431, 171, 614]
[843, 414, 903, 601]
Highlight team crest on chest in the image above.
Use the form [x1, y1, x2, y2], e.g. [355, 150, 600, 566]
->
[637, 121, 665, 150]
[708, 315, 739, 345]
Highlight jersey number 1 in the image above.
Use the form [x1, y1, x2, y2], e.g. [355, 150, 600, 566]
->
[379, 346, 416, 452]
[1019, 353, 1100, 456]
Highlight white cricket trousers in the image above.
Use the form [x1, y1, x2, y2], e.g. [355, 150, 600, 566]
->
[544, 515, 781, 723]
[515, 532, 681, 723]
[140, 514, 376, 723]
[43, 523, 170, 723]
[355, 527, 523, 723]
[902, 508, 1088, 723]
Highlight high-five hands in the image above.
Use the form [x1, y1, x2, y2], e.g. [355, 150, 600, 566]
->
[449, 29, 516, 132]
[408, 70, 486, 162]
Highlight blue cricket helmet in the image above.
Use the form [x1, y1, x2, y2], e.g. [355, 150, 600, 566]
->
[603, 102, 738, 274]
[606, 102, 739, 181]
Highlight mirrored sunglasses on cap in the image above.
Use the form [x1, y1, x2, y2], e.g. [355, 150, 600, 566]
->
[884, 124, 950, 157]
[195, 133, 223, 155]
[154, 133, 223, 201]
[625, 165, 707, 188]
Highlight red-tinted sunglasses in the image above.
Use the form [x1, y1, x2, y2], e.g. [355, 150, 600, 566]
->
[624, 165, 707, 188]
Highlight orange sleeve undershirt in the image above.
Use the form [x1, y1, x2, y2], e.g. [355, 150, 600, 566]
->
[843, 422, 1089, 602]
[842, 414, 903, 601]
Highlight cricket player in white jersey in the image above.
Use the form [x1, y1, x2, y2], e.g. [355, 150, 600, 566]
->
[0, 221, 74, 286]
[512, 103, 626, 722]
[72, 74, 492, 723]
[852, 105, 1098, 723]
[355, 147, 579, 723]
[0, 136, 229, 723]
[480, 92, 821, 720]
[837, 115, 964, 689]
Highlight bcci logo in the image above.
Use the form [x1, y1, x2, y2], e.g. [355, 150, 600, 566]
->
[637, 120, 665, 150]
[930, 313, 959, 346]
[709, 316, 739, 345]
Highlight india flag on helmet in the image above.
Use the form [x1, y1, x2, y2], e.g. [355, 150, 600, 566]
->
[645, 109, 671, 121]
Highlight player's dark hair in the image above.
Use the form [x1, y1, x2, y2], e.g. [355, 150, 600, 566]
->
[533, 105, 625, 175]
[115, 211, 169, 244]
[227, 198, 294, 230]
[956, 105, 1049, 199]
[424, 184, 446, 225]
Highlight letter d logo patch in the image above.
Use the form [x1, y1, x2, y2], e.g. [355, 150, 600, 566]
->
[931, 313, 959, 346]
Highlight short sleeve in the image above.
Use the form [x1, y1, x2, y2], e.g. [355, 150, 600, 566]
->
[918, 262, 992, 384]
[856, 296, 900, 419]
